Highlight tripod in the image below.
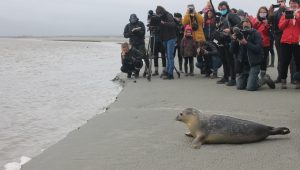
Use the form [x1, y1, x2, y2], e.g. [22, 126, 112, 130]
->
[146, 27, 180, 81]
[145, 29, 156, 81]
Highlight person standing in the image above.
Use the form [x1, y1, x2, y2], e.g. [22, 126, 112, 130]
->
[253, 6, 273, 80]
[214, 1, 241, 86]
[123, 14, 149, 78]
[181, 26, 197, 76]
[156, 6, 177, 80]
[182, 4, 206, 44]
[278, 0, 300, 89]
[269, 0, 296, 83]
[174, 12, 184, 73]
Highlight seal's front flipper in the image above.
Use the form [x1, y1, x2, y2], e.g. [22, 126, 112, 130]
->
[191, 134, 205, 149]
[185, 132, 194, 137]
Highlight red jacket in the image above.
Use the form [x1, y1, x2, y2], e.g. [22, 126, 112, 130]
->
[278, 10, 300, 44]
[252, 18, 271, 47]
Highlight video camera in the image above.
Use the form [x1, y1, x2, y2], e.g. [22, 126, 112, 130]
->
[147, 10, 161, 29]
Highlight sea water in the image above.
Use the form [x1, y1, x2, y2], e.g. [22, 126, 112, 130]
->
[0, 38, 122, 169]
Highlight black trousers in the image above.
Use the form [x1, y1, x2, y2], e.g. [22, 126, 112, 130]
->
[261, 47, 270, 72]
[219, 45, 235, 80]
[280, 43, 300, 80]
[121, 63, 137, 75]
[274, 35, 295, 80]
[184, 57, 194, 73]
[151, 37, 166, 68]
[174, 45, 183, 70]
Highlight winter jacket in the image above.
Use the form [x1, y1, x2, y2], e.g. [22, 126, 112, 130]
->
[182, 13, 206, 42]
[201, 41, 219, 57]
[278, 10, 300, 44]
[123, 21, 145, 46]
[217, 12, 241, 31]
[121, 47, 143, 66]
[180, 36, 197, 57]
[156, 6, 177, 41]
[252, 18, 271, 47]
[231, 29, 263, 67]
[269, 7, 285, 36]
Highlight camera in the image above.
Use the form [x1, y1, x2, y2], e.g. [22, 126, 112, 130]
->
[188, 8, 194, 14]
[147, 10, 161, 28]
[272, 4, 281, 8]
[233, 27, 244, 40]
[285, 10, 294, 19]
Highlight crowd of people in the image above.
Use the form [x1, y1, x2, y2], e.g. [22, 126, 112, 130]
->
[120, 0, 300, 91]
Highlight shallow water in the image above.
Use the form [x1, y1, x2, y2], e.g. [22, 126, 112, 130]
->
[0, 38, 122, 168]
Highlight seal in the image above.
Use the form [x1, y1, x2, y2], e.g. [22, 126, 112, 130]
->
[176, 108, 290, 149]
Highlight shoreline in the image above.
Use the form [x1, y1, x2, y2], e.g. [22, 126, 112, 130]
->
[22, 67, 300, 170]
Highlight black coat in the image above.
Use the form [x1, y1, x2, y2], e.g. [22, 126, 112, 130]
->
[231, 29, 263, 68]
[156, 6, 177, 41]
[121, 48, 143, 68]
[123, 21, 146, 46]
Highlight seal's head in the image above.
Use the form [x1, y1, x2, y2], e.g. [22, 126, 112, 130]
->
[176, 108, 200, 123]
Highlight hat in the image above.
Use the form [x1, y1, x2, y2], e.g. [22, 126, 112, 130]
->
[237, 9, 246, 17]
[187, 4, 195, 10]
[185, 25, 192, 31]
[129, 14, 139, 24]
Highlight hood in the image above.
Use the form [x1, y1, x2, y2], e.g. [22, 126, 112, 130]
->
[129, 14, 139, 24]
[156, 6, 167, 17]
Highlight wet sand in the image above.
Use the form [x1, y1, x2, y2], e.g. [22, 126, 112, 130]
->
[22, 65, 300, 170]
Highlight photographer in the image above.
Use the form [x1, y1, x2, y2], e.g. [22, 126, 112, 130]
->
[278, 0, 300, 89]
[214, 1, 241, 86]
[269, 0, 295, 83]
[120, 42, 143, 78]
[123, 14, 149, 78]
[182, 4, 206, 43]
[147, 10, 166, 76]
[156, 6, 177, 80]
[231, 19, 275, 91]
[195, 40, 220, 78]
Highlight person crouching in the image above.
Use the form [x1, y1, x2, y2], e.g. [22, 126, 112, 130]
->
[231, 18, 275, 91]
[120, 42, 143, 78]
[180, 25, 197, 76]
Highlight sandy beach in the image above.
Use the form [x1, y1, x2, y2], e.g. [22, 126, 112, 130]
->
[22, 60, 300, 170]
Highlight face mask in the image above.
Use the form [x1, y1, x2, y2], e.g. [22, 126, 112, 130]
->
[242, 26, 251, 32]
[219, 9, 228, 16]
[259, 13, 267, 18]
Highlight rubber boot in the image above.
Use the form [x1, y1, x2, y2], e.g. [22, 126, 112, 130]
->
[295, 81, 300, 89]
[184, 64, 188, 76]
[189, 63, 194, 76]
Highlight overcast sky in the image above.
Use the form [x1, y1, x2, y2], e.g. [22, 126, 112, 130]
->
[0, 0, 276, 36]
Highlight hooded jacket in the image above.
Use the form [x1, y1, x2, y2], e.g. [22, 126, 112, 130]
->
[156, 6, 177, 41]
[123, 14, 146, 47]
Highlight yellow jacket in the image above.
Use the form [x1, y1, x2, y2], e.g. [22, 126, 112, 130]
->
[182, 13, 206, 42]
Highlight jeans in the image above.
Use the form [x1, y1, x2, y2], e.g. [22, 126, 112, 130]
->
[163, 38, 177, 75]
[212, 56, 222, 73]
[236, 65, 260, 91]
